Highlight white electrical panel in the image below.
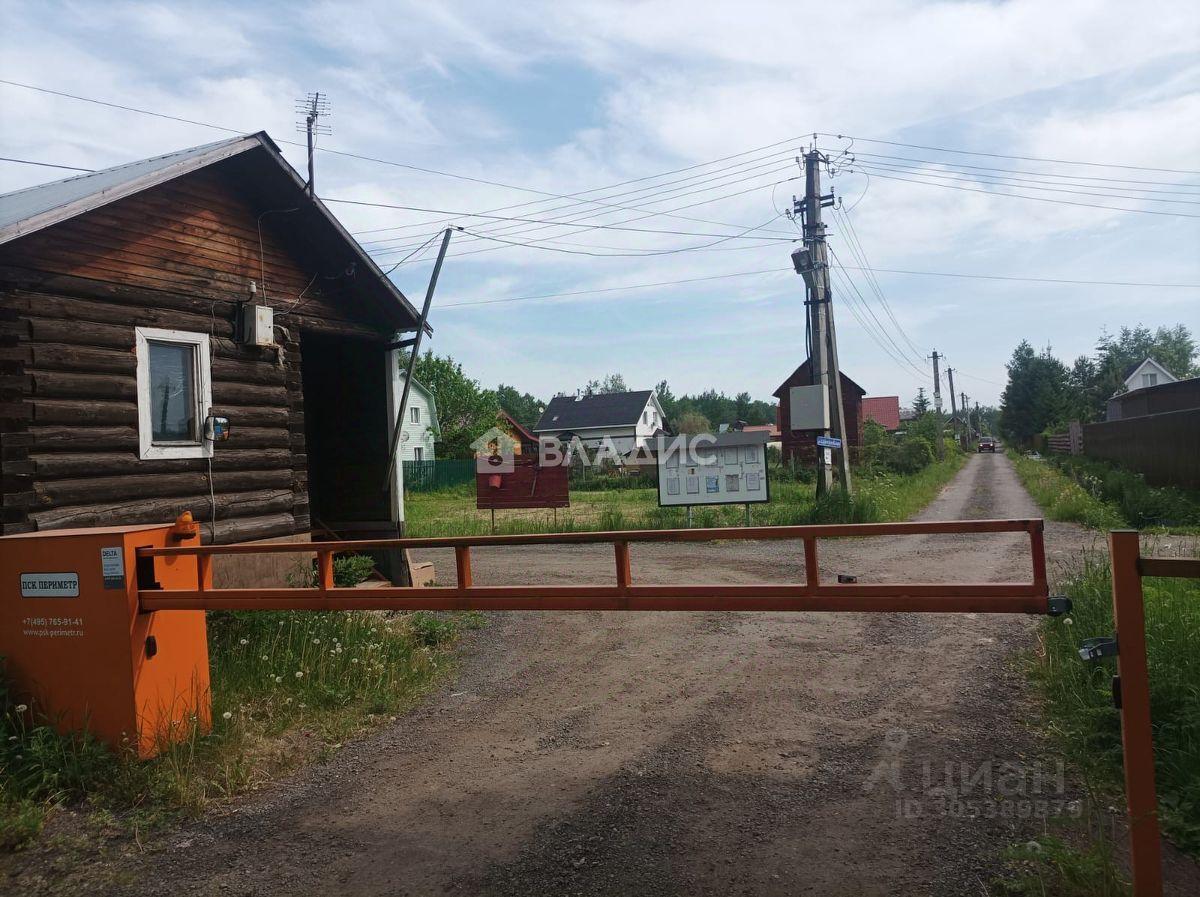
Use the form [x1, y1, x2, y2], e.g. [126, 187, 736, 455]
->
[238, 303, 276, 347]
[656, 431, 770, 507]
[789, 384, 829, 431]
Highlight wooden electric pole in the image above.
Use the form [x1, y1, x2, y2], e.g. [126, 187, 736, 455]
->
[929, 350, 946, 459]
[961, 391, 970, 445]
[793, 149, 851, 495]
[946, 366, 959, 447]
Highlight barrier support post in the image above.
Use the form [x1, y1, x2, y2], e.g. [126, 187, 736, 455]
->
[455, 546, 473, 588]
[317, 550, 334, 593]
[804, 537, 819, 587]
[1109, 529, 1163, 897]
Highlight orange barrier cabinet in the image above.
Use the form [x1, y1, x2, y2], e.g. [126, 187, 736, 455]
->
[0, 521, 211, 758]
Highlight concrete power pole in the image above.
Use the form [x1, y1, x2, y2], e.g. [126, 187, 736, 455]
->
[929, 350, 945, 459]
[961, 391, 970, 445]
[793, 150, 851, 495]
[946, 367, 959, 448]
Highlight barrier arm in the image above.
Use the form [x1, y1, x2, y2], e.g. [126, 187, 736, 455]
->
[136, 518, 1064, 616]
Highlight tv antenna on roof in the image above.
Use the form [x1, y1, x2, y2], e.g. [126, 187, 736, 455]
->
[296, 92, 331, 197]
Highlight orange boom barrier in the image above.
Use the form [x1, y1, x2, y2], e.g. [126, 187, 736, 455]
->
[3, 516, 1187, 894]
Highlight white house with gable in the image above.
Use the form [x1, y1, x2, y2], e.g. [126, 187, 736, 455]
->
[533, 389, 669, 456]
[1122, 357, 1178, 393]
[397, 373, 439, 462]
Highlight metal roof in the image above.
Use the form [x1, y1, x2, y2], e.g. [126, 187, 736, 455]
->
[0, 135, 261, 244]
[0, 131, 422, 328]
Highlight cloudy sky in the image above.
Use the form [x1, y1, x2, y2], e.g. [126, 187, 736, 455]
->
[2, 0, 1197, 408]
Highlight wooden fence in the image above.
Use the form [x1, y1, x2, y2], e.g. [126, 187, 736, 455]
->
[1082, 408, 1200, 489]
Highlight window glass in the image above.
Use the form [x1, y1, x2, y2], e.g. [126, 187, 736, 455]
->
[413, 446, 423, 461]
[411, 406, 421, 423]
[148, 341, 197, 442]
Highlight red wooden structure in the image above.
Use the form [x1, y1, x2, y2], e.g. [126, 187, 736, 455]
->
[476, 455, 569, 510]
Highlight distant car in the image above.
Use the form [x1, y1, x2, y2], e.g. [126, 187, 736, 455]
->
[978, 437, 997, 453]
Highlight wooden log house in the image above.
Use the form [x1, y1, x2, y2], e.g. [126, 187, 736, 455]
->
[0, 133, 424, 584]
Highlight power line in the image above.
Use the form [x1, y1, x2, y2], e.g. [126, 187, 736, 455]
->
[369, 173, 802, 264]
[843, 166, 1200, 218]
[364, 161, 800, 255]
[840, 150, 1200, 191]
[436, 264, 1197, 310]
[454, 212, 786, 258]
[439, 267, 790, 308]
[381, 229, 447, 275]
[828, 256, 930, 378]
[323, 196, 798, 242]
[848, 159, 1200, 206]
[954, 369, 1006, 388]
[357, 147, 808, 242]
[830, 206, 926, 359]
[819, 131, 1200, 175]
[0, 78, 811, 242]
[0, 155, 95, 173]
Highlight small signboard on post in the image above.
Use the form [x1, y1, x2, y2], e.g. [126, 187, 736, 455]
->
[816, 435, 842, 449]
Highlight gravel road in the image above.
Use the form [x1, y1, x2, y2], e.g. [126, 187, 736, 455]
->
[42, 454, 1194, 894]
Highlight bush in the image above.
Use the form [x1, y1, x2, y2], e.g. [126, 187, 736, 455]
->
[1050, 456, 1200, 530]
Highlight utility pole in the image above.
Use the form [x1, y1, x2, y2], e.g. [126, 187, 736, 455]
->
[792, 149, 851, 495]
[928, 350, 946, 459]
[946, 366, 959, 448]
[297, 92, 330, 197]
[974, 400, 981, 436]
[961, 391, 970, 445]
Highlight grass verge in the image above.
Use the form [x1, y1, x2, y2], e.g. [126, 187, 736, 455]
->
[1, 571, 480, 851]
[1008, 450, 1126, 530]
[408, 453, 967, 536]
[1036, 549, 1200, 855]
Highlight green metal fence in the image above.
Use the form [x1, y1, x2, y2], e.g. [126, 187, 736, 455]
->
[403, 459, 476, 492]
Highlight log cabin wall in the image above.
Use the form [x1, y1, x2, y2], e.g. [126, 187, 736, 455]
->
[0, 162, 396, 544]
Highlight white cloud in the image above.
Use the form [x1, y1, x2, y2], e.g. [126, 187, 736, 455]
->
[0, 0, 1197, 405]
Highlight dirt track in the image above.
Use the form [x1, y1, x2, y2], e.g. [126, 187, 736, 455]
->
[54, 456, 1189, 894]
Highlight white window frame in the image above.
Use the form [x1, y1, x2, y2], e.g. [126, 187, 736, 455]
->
[135, 327, 213, 460]
[412, 446, 424, 462]
[411, 406, 421, 423]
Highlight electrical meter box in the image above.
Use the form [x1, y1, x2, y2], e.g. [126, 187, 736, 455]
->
[789, 384, 830, 431]
[0, 523, 211, 757]
[237, 303, 275, 347]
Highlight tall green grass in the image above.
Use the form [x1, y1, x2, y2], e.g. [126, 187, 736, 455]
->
[0, 603, 478, 850]
[1049, 455, 1200, 531]
[1008, 451, 1127, 530]
[1035, 550, 1200, 854]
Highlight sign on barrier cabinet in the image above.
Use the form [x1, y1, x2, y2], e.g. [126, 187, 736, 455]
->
[0, 520, 211, 758]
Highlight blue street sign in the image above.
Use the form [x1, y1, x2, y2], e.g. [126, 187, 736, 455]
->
[816, 435, 843, 449]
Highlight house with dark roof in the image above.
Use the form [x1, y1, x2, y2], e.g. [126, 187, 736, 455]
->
[0, 132, 426, 584]
[1122, 357, 1177, 393]
[773, 361, 866, 463]
[533, 390, 668, 457]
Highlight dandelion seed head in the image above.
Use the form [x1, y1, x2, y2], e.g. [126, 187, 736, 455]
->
[295, 671, 304, 678]
[222, 711, 233, 720]
[239, 638, 249, 645]
[15, 704, 28, 713]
